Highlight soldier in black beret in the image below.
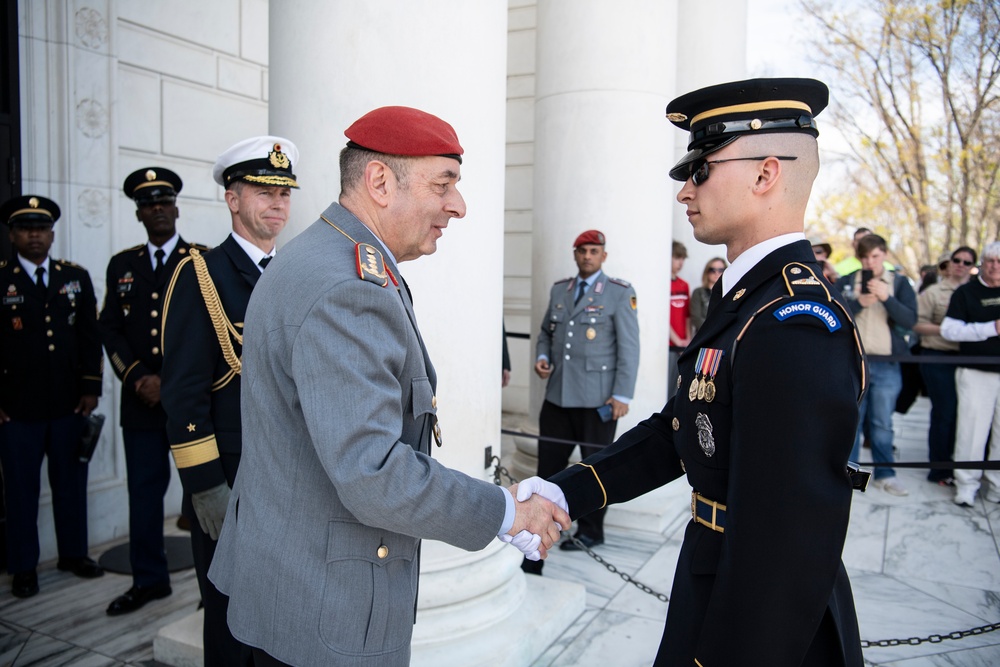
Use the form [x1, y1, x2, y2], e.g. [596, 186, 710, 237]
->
[0, 195, 104, 599]
[526, 79, 867, 666]
[99, 168, 208, 615]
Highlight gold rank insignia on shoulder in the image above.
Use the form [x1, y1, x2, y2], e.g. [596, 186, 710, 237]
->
[791, 275, 822, 285]
[355, 243, 389, 287]
[733, 288, 745, 301]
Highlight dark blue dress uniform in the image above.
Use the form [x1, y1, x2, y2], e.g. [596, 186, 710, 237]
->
[160, 135, 299, 667]
[0, 196, 103, 588]
[100, 167, 208, 605]
[548, 79, 867, 666]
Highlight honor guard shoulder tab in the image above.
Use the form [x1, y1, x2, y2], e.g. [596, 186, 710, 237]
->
[608, 277, 631, 288]
[356, 243, 391, 288]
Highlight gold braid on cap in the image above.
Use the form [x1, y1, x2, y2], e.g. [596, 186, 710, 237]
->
[189, 249, 243, 375]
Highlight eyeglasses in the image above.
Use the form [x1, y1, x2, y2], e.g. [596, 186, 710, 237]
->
[707, 267, 725, 274]
[689, 156, 798, 186]
[952, 259, 975, 266]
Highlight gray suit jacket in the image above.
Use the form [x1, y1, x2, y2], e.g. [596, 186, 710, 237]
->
[208, 202, 507, 666]
[536, 272, 640, 408]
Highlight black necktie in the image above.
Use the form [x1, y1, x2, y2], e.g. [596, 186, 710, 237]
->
[258, 256, 272, 269]
[35, 266, 46, 295]
[575, 280, 587, 305]
[154, 249, 166, 280]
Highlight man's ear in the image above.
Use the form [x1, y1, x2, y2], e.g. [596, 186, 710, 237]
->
[365, 160, 393, 207]
[754, 157, 782, 194]
[224, 188, 240, 214]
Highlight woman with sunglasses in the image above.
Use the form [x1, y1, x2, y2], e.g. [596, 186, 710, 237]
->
[689, 257, 727, 334]
[914, 245, 977, 487]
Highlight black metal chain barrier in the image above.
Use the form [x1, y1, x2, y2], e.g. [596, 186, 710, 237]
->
[489, 454, 672, 602]
[860, 622, 1000, 649]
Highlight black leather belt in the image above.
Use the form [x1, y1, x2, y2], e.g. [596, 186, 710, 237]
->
[691, 492, 726, 533]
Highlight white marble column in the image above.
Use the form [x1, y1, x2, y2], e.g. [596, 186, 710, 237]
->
[518, 0, 677, 480]
[268, 2, 584, 665]
[672, 0, 749, 289]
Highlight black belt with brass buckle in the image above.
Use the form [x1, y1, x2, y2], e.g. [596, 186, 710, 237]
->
[691, 491, 726, 533]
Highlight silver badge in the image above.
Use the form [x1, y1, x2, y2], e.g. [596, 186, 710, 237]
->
[696, 413, 715, 457]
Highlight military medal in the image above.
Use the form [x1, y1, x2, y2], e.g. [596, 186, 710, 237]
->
[696, 413, 715, 457]
[703, 348, 724, 403]
[688, 377, 700, 401]
[586, 327, 596, 340]
[692, 348, 725, 403]
[697, 377, 707, 401]
[704, 381, 716, 403]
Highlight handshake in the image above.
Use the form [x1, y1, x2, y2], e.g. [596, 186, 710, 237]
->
[499, 477, 571, 561]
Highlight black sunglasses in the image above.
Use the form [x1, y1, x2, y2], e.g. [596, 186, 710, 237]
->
[690, 156, 798, 186]
[952, 259, 975, 266]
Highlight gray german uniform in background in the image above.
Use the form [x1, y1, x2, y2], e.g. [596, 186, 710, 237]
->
[537, 273, 640, 407]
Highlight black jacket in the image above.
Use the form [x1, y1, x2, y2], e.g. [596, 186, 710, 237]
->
[100, 238, 208, 429]
[160, 234, 260, 494]
[0, 256, 103, 420]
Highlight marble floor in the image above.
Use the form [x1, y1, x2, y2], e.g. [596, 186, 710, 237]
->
[3, 397, 1000, 666]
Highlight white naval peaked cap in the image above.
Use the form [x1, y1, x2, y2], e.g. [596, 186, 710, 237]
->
[212, 135, 300, 188]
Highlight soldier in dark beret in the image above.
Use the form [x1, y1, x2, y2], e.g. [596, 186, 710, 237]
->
[159, 136, 298, 667]
[522, 78, 867, 666]
[99, 167, 209, 615]
[0, 195, 104, 599]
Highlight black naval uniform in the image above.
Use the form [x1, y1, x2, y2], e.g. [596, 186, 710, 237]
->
[549, 241, 866, 666]
[0, 256, 103, 575]
[160, 233, 259, 667]
[99, 239, 206, 588]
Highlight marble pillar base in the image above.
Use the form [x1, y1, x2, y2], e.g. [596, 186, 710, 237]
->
[412, 575, 586, 667]
[154, 608, 203, 667]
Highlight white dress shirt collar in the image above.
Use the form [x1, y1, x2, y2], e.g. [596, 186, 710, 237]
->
[231, 232, 274, 272]
[721, 233, 805, 296]
[17, 253, 51, 284]
[147, 234, 180, 270]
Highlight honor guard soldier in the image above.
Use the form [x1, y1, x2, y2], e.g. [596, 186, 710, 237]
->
[523, 229, 639, 576]
[160, 136, 297, 667]
[99, 168, 208, 615]
[0, 195, 104, 599]
[519, 79, 869, 666]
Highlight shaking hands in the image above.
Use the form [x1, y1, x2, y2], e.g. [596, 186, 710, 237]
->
[499, 477, 570, 561]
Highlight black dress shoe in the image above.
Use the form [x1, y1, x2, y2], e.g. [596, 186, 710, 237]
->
[12, 570, 39, 598]
[57, 556, 104, 578]
[106, 583, 172, 616]
[559, 534, 604, 551]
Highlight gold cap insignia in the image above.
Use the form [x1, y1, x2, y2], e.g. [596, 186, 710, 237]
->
[666, 113, 688, 123]
[145, 169, 157, 181]
[269, 144, 290, 169]
[750, 118, 763, 130]
[28, 197, 39, 208]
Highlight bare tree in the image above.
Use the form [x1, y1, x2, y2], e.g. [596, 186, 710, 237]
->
[803, 0, 1000, 276]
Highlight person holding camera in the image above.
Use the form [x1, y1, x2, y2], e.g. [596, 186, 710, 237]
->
[524, 230, 639, 574]
[835, 233, 917, 496]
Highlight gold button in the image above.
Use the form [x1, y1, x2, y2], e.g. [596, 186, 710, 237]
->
[431, 395, 437, 409]
[45, 315, 51, 323]
[152, 292, 159, 300]
[152, 347, 160, 355]
[377, 545, 389, 559]
[151, 328, 158, 336]
[151, 310, 159, 318]
[48, 344, 55, 351]
[672, 418, 680, 431]
[46, 330, 53, 337]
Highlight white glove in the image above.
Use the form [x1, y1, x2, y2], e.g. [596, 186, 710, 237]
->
[499, 530, 543, 561]
[191, 482, 230, 540]
[515, 476, 569, 514]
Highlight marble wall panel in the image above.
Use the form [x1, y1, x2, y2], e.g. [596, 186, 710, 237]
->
[503, 231, 532, 277]
[118, 66, 162, 153]
[505, 163, 533, 210]
[117, 0, 241, 55]
[240, 0, 269, 65]
[507, 25, 535, 75]
[117, 22, 216, 87]
[218, 55, 263, 99]
[161, 80, 267, 162]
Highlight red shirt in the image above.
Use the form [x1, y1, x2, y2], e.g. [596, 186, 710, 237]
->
[670, 276, 690, 347]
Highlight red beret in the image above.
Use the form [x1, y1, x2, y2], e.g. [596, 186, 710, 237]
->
[573, 230, 606, 247]
[345, 106, 464, 164]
